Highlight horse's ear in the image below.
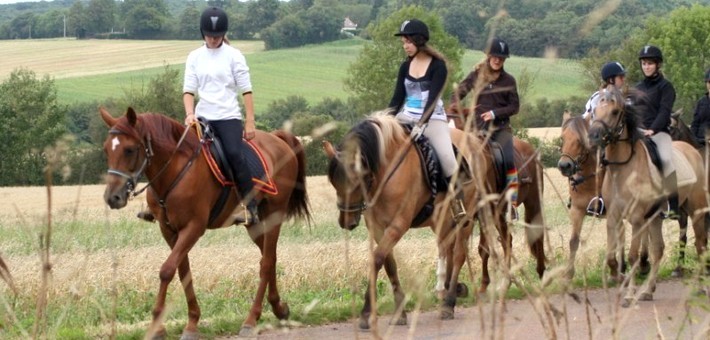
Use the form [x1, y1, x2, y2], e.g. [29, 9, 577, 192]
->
[322, 140, 336, 160]
[126, 107, 138, 127]
[99, 107, 117, 127]
[671, 108, 682, 119]
[562, 110, 571, 126]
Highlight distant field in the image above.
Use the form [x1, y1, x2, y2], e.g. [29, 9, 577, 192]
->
[1, 38, 585, 117]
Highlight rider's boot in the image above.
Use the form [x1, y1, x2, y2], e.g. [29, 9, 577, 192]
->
[664, 171, 679, 220]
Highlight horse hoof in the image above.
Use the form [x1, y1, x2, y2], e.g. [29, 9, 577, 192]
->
[358, 317, 370, 330]
[391, 315, 407, 326]
[180, 331, 200, 340]
[639, 292, 653, 301]
[671, 268, 684, 278]
[238, 325, 257, 337]
[277, 301, 290, 320]
[137, 210, 155, 222]
[440, 305, 455, 320]
[621, 298, 633, 308]
[456, 283, 469, 298]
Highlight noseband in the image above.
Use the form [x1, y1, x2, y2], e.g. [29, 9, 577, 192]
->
[106, 128, 153, 198]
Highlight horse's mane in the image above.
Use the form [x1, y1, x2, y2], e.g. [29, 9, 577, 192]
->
[327, 111, 406, 184]
[114, 113, 199, 156]
[562, 115, 591, 150]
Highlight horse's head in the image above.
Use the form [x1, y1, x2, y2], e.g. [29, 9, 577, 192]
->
[100, 107, 152, 209]
[588, 85, 628, 148]
[323, 140, 368, 230]
[558, 115, 592, 178]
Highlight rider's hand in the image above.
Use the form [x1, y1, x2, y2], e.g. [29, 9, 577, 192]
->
[410, 124, 426, 141]
[185, 113, 197, 126]
[244, 119, 256, 140]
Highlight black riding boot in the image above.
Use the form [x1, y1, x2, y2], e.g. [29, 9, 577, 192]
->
[665, 171, 679, 220]
[447, 176, 466, 222]
[236, 171, 260, 225]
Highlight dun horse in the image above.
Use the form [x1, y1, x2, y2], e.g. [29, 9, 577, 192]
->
[100, 107, 310, 338]
[588, 87, 708, 306]
[323, 112, 476, 329]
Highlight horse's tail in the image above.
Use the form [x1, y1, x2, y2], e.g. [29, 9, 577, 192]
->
[272, 130, 312, 223]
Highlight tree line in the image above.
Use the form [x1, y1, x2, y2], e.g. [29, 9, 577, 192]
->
[2, 4, 710, 187]
[2, 0, 709, 56]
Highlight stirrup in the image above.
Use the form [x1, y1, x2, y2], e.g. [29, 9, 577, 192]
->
[507, 205, 519, 222]
[586, 196, 605, 216]
[662, 201, 680, 220]
[450, 199, 467, 223]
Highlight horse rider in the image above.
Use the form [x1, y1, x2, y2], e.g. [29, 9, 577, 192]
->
[449, 37, 520, 219]
[690, 68, 710, 146]
[387, 18, 466, 222]
[633, 45, 679, 220]
[183, 7, 260, 225]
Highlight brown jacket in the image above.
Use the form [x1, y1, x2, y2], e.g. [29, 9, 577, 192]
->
[451, 67, 519, 130]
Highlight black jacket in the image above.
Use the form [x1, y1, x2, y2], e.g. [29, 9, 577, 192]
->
[690, 93, 710, 144]
[634, 74, 676, 134]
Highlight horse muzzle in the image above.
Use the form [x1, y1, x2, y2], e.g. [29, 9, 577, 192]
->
[339, 211, 361, 230]
[557, 159, 576, 178]
[103, 183, 130, 209]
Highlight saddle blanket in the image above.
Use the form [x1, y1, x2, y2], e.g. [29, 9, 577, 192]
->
[203, 139, 278, 195]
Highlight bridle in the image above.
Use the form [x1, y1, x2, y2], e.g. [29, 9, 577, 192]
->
[591, 97, 635, 166]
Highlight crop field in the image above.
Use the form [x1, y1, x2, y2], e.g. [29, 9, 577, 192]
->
[0, 38, 586, 113]
[0, 168, 698, 338]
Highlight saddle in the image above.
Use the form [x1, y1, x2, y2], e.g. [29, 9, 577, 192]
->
[404, 125, 472, 227]
[642, 138, 696, 187]
[486, 137, 532, 192]
[198, 121, 278, 225]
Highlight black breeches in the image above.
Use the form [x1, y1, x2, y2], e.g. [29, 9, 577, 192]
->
[210, 119, 254, 196]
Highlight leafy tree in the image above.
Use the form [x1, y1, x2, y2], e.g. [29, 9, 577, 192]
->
[0, 69, 67, 185]
[261, 95, 310, 130]
[87, 0, 116, 34]
[120, 64, 183, 120]
[242, 0, 281, 39]
[121, 0, 170, 38]
[344, 5, 463, 114]
[67, 0, 86, 38]
[176, 4, 200, 40]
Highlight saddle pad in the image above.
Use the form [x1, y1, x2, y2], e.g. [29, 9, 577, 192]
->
[202, 140, 278, 195]
[642, 145, 696, 188]
[671, 149, 697, 188]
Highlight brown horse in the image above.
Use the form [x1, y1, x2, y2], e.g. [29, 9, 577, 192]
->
[448, 108, 546, 292]
[323, 112, 477, 329]
[100, 107, 310, 338]
[588, 87, 708, 306]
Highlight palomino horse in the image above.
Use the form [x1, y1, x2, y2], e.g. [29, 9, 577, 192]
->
[100, 107, 310, 338]
[588, 87, 708, 306]
[323, 112, 477, 329]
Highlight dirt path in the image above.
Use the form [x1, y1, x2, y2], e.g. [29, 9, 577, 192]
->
[234, 279, 708, 340]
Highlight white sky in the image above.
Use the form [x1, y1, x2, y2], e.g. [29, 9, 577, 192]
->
[0, 0, 46, 4]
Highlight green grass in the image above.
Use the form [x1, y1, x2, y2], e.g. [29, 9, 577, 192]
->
[53, 39, 585, 114]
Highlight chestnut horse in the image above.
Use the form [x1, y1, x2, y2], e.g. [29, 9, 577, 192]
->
[323, 112, 477, 329]
[588, 87, 708, 306]
[100, 107, 310, 338]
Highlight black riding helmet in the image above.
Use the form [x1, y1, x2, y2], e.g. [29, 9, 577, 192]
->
[638, 45, 663, 63]
[394, 19, 429, 47]
[486, 37, 510, 59]
[200, 7, 228, 37]
[601, 61, 626, 82]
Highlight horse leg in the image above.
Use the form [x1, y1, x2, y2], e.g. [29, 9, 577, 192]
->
[497, 215, 513, 294]
[478, 224, 491, 295]
[150, 226, 203, 340]
[567, 207, 586, 280]
[638, 230, 651, 276]
[606, 214, 623, 284]
[435, 240, 453, 300]
[359, 223, 406, 331]
[639, 218, 664, 302]
[523, 197, 545, 279]
[690, 206, 709, 275]
[672, 208, 689, 277]
[239, 222, 288, 337]
[382, 252, 407, 326]
[441, 221, 472, 320]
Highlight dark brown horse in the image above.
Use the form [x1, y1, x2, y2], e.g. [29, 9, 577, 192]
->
[447, 108, 546, 293]
[323, 112, 477, 330]
[588, 87, 708, 306]
[100, 107, 310, 338]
